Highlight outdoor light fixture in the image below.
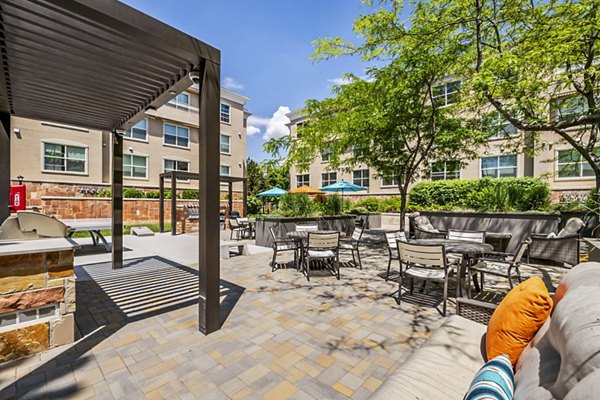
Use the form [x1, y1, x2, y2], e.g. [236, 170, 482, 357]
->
[17, 175, 23, 184]
[189, 68, 201, 84]
[169, 90, 177, 95]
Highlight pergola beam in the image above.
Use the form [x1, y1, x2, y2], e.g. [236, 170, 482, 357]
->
[0, 113, 10, 224]
[111, 131, 123, 269]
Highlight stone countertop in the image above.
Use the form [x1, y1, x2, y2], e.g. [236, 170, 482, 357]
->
[0, 238, 80, 257]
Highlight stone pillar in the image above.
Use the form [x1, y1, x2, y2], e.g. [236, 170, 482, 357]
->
[0, 249, 76, 363]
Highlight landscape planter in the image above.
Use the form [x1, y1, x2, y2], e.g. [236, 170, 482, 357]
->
[255, 216, 356, 248]
[409, 211, 561, 253]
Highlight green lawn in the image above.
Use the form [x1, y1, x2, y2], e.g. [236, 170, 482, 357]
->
[70, 223, 172, 238]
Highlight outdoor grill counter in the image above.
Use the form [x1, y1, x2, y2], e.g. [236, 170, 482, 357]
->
[0, 238, 79, 363]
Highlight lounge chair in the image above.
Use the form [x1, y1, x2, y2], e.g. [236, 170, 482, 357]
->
[528, 217, 584, 267]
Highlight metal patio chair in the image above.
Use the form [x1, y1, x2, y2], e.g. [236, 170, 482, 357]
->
[385, 230, 408, 281]
[339, 226, 365, 269]
[303, 232, 340, 281]
[467, 240, 529, 297]
[268, 226, 300, 271]
[397, 242, 450, 316]
[446, 229, 486, 265]
[229, 218, 249, 240]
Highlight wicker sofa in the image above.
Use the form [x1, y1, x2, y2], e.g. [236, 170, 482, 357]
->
[527, 217, 585, 267]
[370, 262, 600, 399]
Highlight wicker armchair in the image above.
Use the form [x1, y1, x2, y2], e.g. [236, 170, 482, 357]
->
[414, 225, 447, 239]
[528, 217, 585, 267]
[456, 297, 497, 325]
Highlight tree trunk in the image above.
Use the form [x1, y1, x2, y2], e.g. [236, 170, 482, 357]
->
[398, 185, 408, 232]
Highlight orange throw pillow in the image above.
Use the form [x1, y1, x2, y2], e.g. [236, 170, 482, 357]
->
[486, 276, 553, 366]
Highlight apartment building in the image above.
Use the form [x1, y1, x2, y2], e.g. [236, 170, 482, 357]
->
[287, 81, 591, 202]
[10, 86, 250, 207]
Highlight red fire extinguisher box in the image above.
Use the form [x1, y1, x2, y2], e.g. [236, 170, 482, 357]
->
[9, 185, 26, 212]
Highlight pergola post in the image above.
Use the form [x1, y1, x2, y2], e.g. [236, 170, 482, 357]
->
[159, 175, 164, 233]
[243, 178, 248, 217]
[198, 58, 221, 335]
[228, 181, 233, 216]
[0, 113, 10, 225]
[111, 131, 123, 269]
[171, 171, 177, 235]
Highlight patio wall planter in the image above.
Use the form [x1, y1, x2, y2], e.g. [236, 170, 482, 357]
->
[409, 211, 561, 253]
[350, 213, 381, 229]
[255, 216, 356, 248]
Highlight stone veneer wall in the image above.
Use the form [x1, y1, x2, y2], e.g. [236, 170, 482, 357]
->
[0, 250, 75, 363]
[38, 197, 243, 232]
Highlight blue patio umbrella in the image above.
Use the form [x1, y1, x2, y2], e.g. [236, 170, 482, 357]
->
[257, 188, 287, 197]
[320, 180, 366, 209]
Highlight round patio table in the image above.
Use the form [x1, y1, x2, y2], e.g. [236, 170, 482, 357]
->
[409, 239, 493, 297]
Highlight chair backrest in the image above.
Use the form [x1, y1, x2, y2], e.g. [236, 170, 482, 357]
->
[351, 226, 365, 241]
[513, 241, 529, 264]
[16, 211, 68, 238]
[307, 232, 339, 250]
[558, 217, 585, 237]
[237, 217, 249, 224]
[230, 218, 240, 228]
[268, 226, 277, 241]
[296, 223, 318, 232]
[448, 229, 485, 243]
[398, 242, 446, 269]
[385, 230, 407, 248]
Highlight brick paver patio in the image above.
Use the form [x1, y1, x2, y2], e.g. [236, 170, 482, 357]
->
[0, 231, 566, 399]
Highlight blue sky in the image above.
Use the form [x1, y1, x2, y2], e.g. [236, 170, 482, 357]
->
[121, 0, 379, 161]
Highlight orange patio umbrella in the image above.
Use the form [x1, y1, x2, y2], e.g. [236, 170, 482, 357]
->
[288, 185, 324, 195]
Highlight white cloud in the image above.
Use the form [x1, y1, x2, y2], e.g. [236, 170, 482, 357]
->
[247, 106, 291, 140]
[327, 76, 353, 86]
[223, 77, 244, 90]
[247, 125, 261, 136]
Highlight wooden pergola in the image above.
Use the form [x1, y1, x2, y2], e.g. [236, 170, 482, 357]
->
[158, 171, 247, 235]
[0, 0, 222, 334]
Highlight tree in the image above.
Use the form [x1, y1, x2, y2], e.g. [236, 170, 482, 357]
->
[245, 158, 290, 214]
[246, 158, 267, 196]
[316, 0, 600, 201]
[266, 34, 487, 228]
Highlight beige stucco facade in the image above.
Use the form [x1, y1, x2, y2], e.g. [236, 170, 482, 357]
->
[10, 87, 249, 193]
[287, 109, 591, 200]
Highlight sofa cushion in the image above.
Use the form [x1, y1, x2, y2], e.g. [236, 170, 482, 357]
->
[515, 263, 600, 399]
[486, 276, 553, 365]
[464, 354, 514, 400]
[553, 261, 600, 306]
[370, 315, 486, 400]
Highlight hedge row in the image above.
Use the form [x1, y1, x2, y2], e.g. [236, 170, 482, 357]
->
[96, 188, 198, 199]
[408, 177, 551, 212]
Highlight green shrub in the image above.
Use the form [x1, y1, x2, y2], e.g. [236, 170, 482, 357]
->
[96, 189, 111, 198]
[145, 191, 160, 199]
[123, 188, 145, 198]
[247, 195, 263, 215]
[181, 189, 199, 200]
[322, 194, 344, 216]
[354, 197, 382, 212]
[349, 206, 369, 214]
[409, 177, 550, 212]
[279, 193, 318, 217]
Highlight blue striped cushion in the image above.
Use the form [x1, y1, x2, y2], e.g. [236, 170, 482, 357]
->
[464, 354, 514, 400]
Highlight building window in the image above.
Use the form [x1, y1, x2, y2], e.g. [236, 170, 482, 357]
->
[164, 123, 189, 148]
[43, 143, 87, 173]
[321, 172, 337, 187]
[167, 92, 190, 111]
[164, 159, 190, 180]
[123, 155, 148, 179]
[481, 155, 517, 178]
[124, 119, 148, 141]
[353, 169, 370, 187]
[220, 103, 231, 124]
[432, 80, 461, 107]
[296, 174, 310, 188]
[556, 149, 594, 178]
[381, 174, 399, 187]
[220, 134, 231, 154]
[431, 161, 460, 180]
[220, 165, 231, 176]
[554, 96, 587, 122]
[320, 146, 333, 163]
[485, 113, 518, 139]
